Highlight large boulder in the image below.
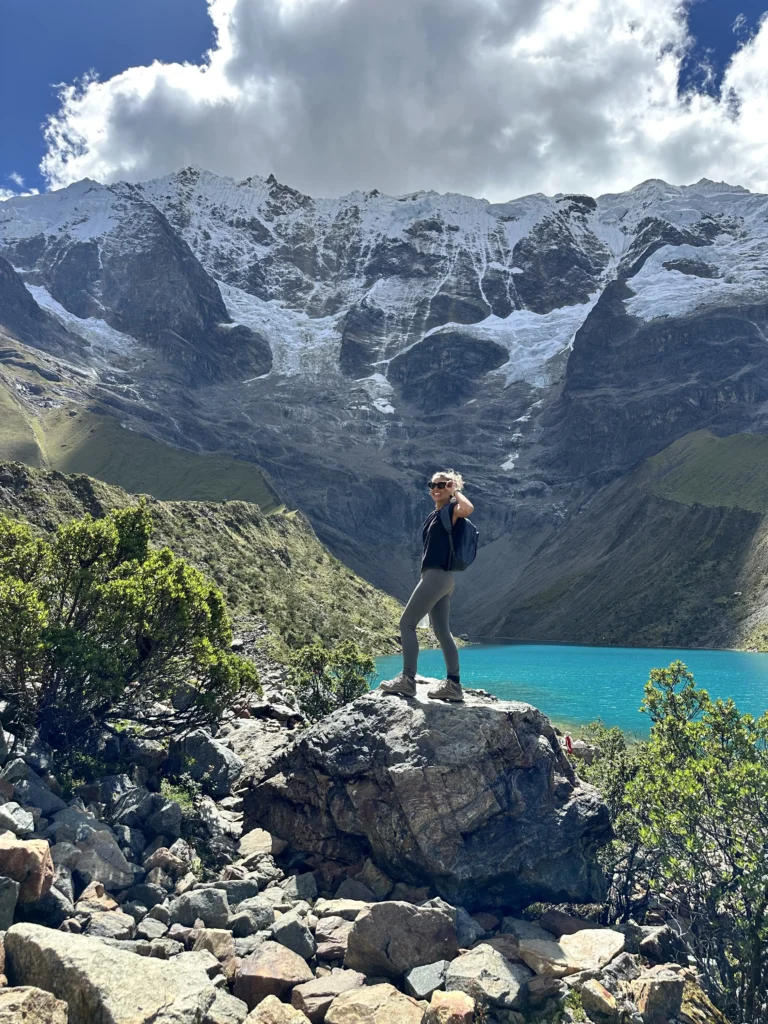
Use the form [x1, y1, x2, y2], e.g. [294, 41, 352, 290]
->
[5, 922, 219, 1023]
[324, 984, 425, 1024]
[344, 901, 457, 978]
[445, 945, 531, 1010]
[243, 690, 610, 907]
[233, 941, 314, 1010]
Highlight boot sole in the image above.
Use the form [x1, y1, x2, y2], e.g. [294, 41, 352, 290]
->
[427, 693, 464, 702]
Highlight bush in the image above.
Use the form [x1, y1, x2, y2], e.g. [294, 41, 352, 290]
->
[288, 639, 375, 722]
[0, 502, 260, 752]
[580, 661, 768, 1022]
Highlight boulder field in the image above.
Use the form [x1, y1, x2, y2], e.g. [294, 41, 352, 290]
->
[243, 686, 611, 909]
[0, 682, 729, 1023]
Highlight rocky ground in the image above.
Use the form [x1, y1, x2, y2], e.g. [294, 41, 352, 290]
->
[0, 677, 728, 1024]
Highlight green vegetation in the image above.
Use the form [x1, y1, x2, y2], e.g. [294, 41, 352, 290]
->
[0, 461, 404, 657]
[287, 639, 375, 722]
[647, 429, 768, 513]
[0, 386, 281, 509]
[578, 661, 768, 1023]
[0, 501, 259, 756]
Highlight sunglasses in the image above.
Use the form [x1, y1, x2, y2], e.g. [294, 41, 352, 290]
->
[427, 481, 453, 490]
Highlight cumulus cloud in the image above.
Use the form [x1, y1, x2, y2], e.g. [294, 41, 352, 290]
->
[39, 0, 768, 200]
[8, 172, 25, 187]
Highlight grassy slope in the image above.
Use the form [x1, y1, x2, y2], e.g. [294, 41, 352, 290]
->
[0, 375, 280, 511]
[647, 430, 768, 513]
[0, 461, 403, 657]
[481, 430, 768, 651]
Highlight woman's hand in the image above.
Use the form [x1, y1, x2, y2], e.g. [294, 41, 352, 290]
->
[452, 489, 474, 522]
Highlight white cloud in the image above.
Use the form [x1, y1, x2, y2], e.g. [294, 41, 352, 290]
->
[0, 186, 40, 202]
[8, 172, 25, 187]
[38, 0, 768, 200]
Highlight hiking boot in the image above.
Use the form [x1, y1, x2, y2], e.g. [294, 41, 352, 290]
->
[379, 673, 417, 697]
[427, 678, 464, 702]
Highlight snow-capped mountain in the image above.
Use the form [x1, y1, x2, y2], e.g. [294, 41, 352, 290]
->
[2, 169, 768, 646]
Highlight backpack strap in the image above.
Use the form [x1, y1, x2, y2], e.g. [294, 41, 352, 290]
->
[440, 503, 456, 569]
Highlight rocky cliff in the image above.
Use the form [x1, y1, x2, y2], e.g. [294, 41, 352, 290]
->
[2, 172, 768, 645]
[243, 686, 611, 909]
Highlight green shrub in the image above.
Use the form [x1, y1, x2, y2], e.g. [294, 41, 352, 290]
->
[0, 502, 260, 752]
[580, 661, 768, 1022]
[288, 639, 375, 722]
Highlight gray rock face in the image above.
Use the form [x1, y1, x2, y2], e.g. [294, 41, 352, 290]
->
[403, 959, 449, 1000]
[5, 922, 220, 1023]
[170, 888, 231, 929]
[344, 901, 458, 978]
[272, 910, 316, 960]
[169, 729, 245, 798]
[445, 944, 532, 1010]
[244, 690, 610, 908]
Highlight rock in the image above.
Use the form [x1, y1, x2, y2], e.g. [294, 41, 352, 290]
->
[501, 916, 553, 942]
[112, 788, 182, 840]
[426, 990, 474, 1024]
[170, 730, 245, 798]
[313, 900, 367, 922]
[540, 909, 604, 937]
[205, 989, 249, 1024]
[345, 901, 458, 978]
[518, 928, 625, 978]
[0, 985, 69, 1023]
[404, 960, 449, 1000]
[334, 879, 376, 903]
[291, 969, 366, 1023]
[357, 860, 393, 900]
[235, 896, 277, 931]
[240, 828, 288, 860]
[14, 887, 72, 929]
[5, 922, 219, 1022]
[246, 994, 311, 1023]
[387, 882, 432, 904]
[212, 879, 263, 909]
[0, 803, 35, 836]
[280, 874, 318, 903]
[171, 888, 231, 928]
[220, 718, 295, 788]
[631, 969, 685, 1024]
[0, 761, 66, 816]
[527, 974, 566, 1005]
[244, 691, 610, 909]
[136, 916, 169, 941]
[481, 935, 521, 962]
[444, 944, 531, 1010]
[67, 828, 135, 889]
[0, 876, 19, 930]
[124, 882, 167, 909]
[234, 941, 314, 1010]
[581, 978, 619, 1020]
[272, 910, 317, 960]
[324, 983, 425, 1024]
[679, 978, 730, 1024]
[454, 907, 483, 947]
[87, 910, 136, 940]
[0, 835, 53, 903]
[315, 917, 354, 961]
[195, 928, 237, 961]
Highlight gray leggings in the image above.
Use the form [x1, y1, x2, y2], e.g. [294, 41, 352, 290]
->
[400, 568, 459, 679]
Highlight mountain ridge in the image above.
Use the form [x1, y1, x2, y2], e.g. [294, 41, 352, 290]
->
[1, 168, 768, 647]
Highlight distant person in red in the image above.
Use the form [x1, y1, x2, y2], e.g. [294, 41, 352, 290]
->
[380, 469, 474, 702]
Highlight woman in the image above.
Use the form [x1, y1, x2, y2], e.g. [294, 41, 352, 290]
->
[380, 469, 474, 702]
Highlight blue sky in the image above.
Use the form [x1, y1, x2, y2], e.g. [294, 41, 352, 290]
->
[2, 0, 768, 201]
[1, 0, 214, 194]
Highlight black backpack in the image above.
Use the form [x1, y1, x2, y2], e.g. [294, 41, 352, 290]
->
[439, 504, 479, 571]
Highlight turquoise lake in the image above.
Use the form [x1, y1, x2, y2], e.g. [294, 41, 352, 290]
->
[373, 644, 768, 736]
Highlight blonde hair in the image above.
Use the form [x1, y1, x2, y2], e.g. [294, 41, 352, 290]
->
[431, 469, 464, 490]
